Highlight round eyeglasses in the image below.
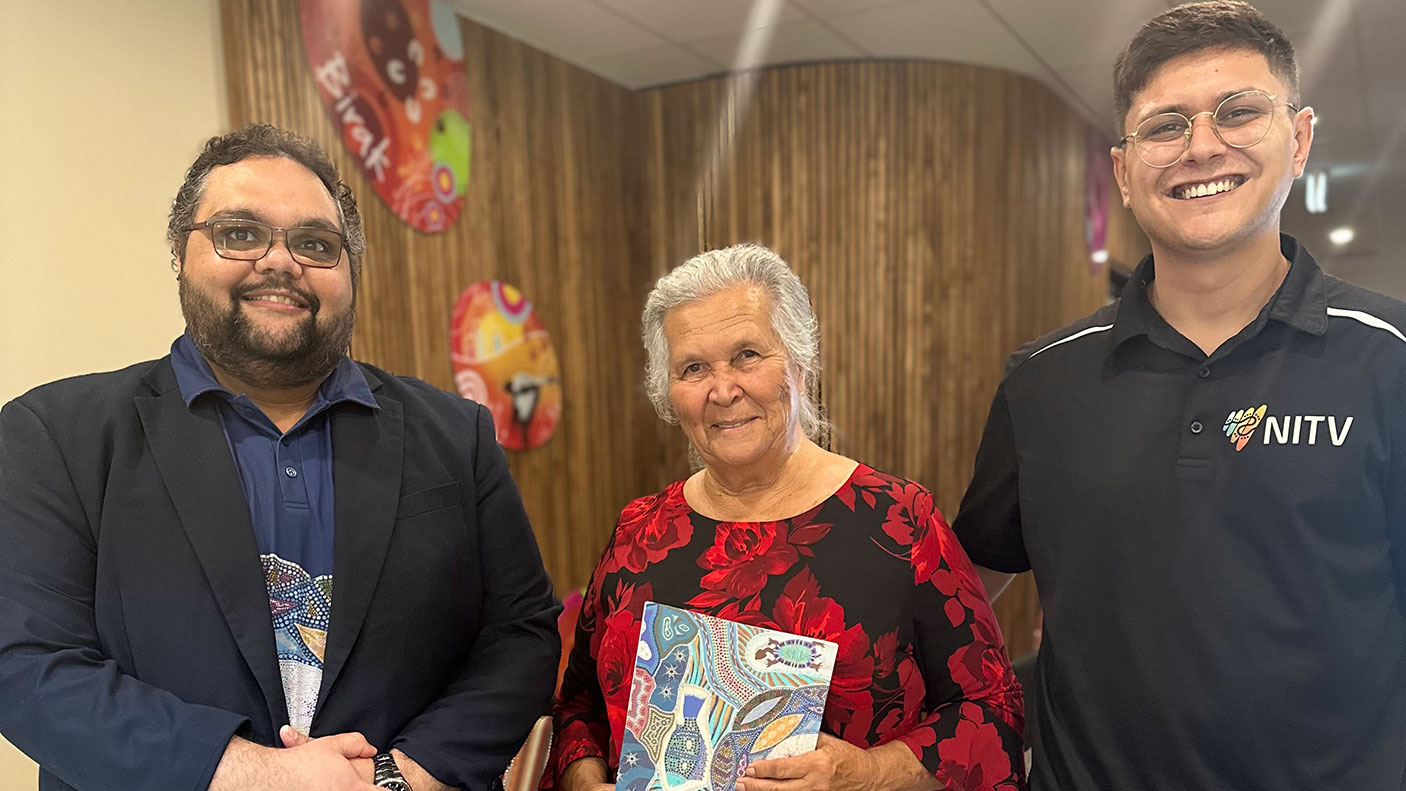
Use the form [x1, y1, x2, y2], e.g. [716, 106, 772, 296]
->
[186, 218, 346, 268]
[1119, 90, 1300, 168]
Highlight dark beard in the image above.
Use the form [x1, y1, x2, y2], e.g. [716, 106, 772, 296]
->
[180, 273, 355, 390]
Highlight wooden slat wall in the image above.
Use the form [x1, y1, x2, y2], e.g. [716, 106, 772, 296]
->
[641, 63, 1148, 657]
[220, 3, 1148, 659]
[221, 0, 660, 589]
[1107, 176, 1152, 273]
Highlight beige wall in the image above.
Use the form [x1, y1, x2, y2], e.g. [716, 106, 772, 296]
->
[0, 0, 226, 404]
[0, 0, 226, 783]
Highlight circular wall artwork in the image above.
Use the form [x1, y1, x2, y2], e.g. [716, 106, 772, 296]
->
[450, 281, 561, 450]
[299, 0, 471, 233]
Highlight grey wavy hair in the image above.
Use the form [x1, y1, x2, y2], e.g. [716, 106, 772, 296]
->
[641, 243, 828, 442]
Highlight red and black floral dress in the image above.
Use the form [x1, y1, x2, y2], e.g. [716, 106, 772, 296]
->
[549, 463, 1025, 791]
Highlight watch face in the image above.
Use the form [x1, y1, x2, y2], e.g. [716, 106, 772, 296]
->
[376, 781, 412, 791]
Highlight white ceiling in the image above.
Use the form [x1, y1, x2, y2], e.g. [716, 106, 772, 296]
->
[447, 0, 1406, 298]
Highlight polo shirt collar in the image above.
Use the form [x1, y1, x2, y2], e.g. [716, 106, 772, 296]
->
[1265, 234, 1328, 335]
[170, 332, 379, 411]
[1111, 233, 1327, 353]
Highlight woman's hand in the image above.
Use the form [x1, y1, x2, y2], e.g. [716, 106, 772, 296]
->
[737, 734, 878, 791]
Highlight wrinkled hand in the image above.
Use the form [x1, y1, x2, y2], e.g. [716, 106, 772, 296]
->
[738, 734, 876, 791]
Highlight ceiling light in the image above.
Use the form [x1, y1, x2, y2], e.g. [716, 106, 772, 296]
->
[1090, 249, 1109, 265]
[1329, 227, 1355, 245]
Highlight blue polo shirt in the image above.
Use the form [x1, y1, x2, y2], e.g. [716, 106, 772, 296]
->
[170, 333, 378, 732]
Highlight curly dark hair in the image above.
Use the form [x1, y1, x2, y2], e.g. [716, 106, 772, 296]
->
[166, 123, 366, 289]
[1113, 1, 1298, 133]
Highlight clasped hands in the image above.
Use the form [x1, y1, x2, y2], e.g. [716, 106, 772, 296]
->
[276, 725, 381, 788]
[209, 725, 449, 791]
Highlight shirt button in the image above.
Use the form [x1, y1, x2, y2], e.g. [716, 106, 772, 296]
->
[1190, 421, 1204, 435]
[1198, 366, 1210, 378]
[284, 466, 298, 478]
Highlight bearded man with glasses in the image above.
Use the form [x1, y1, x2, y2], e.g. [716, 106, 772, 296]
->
[952, 2, 1406, 789]
[0, 124, 561, 791]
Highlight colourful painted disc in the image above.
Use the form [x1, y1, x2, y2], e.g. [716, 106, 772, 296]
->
[299, 0, 471, 233]
[450, 281, 561, 450]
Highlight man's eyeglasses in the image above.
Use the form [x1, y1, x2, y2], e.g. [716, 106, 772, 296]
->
[186, 218, 346, 268]
[1118, 90, 1300, 168]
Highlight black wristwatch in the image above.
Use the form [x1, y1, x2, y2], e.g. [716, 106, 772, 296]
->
[373, 751, 413, 791]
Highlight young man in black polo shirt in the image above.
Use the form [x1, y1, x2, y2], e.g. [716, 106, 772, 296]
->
[953, 2, 1406, 788]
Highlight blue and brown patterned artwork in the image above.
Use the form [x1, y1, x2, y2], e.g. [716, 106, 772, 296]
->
[619, 603, 838, 791]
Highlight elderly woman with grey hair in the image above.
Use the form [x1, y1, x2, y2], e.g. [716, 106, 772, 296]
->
[548, 244, 1025, 791]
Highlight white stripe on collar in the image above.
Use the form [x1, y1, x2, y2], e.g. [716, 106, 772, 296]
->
[1325, 307, 1406, 344]
[1028, 324, 1116, 359]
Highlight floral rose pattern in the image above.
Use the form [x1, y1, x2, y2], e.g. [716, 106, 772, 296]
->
[549, 466, 1025, 790]
[604, 486, 694, 574]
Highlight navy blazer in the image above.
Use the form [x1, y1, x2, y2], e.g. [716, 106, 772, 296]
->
[0, 355, 561, 791]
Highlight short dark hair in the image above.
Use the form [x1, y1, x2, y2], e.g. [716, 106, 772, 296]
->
[167, 123, 367, 289]
[1113, 1, 1298, 132]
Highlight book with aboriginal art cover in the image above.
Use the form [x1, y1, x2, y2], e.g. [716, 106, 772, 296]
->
[618, 602, 838, 791]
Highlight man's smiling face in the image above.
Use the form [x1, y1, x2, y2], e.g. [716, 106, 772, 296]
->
[178, 155, 355, 388]
[1112, 47, 1313, 259]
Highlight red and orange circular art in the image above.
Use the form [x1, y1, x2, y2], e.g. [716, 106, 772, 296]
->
[299, 0, 471, 233]
[450, 281, 561, 450]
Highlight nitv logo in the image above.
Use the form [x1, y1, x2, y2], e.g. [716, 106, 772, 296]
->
[1223, 404, 1354, 451]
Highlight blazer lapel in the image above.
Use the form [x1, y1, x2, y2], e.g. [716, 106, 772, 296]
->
[315, 379, 403, 716]
[135, 363, 289, 732]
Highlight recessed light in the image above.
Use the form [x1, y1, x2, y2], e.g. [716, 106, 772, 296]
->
[1329, 227, 1355, 245]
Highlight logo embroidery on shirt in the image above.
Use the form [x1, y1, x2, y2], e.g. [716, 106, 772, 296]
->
[1261, 414, 1354, 446]
[1223, 405, 1356, 450]
[1223, 405, 1267, 450]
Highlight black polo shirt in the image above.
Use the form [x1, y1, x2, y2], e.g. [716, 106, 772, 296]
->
[954, 235, 1406, 790]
